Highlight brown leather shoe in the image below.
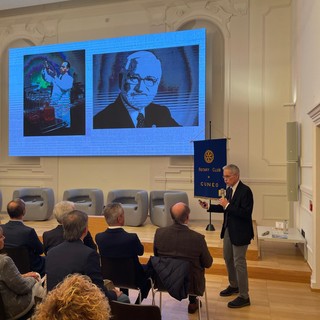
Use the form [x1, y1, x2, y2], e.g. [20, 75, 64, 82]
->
[188, 302, 199, 314]
[188, 298, 201, 314]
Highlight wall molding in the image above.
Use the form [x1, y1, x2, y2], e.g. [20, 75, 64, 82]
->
[307, 102, 320, 126]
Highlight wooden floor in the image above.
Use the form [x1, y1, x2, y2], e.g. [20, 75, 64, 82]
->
[0, 214, 318, 320]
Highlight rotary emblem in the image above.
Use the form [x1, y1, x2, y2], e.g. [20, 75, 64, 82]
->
[204, 150, 214, 163]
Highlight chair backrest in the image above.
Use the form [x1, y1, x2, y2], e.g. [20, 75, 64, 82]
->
[1, 246, 31, 274]
[100, 256, 138, 289]
[109, 300, 161, 320]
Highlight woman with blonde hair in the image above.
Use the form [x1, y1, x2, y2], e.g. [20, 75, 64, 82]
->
[32, 274, 111, 320]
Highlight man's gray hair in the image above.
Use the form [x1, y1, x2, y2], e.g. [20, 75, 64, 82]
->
[53, 201, 75, 224]
[62, 210, 88, 241]
[103, 203, 123, 225]
[223, 164, 240, 176]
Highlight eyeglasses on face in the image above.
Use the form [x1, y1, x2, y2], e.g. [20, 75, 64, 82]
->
[126, 73, 158, 87]
[223, 174, 236, 179]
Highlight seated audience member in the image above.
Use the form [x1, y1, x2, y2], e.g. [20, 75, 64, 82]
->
[33, 274, 111, 320]
[95, 203, 151, 303]
[0, 226, 44, 320]
[153, 202, 213, 314]
[46, 210, 129, 303]
[43, 200, 97, 254]
[1, 198, 45, 277]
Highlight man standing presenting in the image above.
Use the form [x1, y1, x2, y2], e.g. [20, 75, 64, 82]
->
[42, 60, 74, 127]
[199, 164, 254, 308]
[153, 202, 213, 314]
[93, 50, 180, 128]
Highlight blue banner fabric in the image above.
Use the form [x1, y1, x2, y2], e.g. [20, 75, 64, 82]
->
[194, 139, 227, 198]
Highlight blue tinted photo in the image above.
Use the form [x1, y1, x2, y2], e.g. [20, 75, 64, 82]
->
[93, 46, 199, 129]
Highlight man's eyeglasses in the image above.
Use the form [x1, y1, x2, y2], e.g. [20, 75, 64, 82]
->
[223, 174, 235, 179]
[126, 74, 158, 87]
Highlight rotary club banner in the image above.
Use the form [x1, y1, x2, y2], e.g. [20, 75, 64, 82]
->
[193, 139, 227, 198]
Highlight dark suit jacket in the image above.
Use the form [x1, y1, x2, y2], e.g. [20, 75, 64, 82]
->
[93, 95, 180, 128]
[43, 225, 97, 255]
[1, 220, 45, 276]
[153, 222, 213, 295]
[209, 180, 254, 246]
[95, 228, 149, 298]
[46, 239, 116, 301]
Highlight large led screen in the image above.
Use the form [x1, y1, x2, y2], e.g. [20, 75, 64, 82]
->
[9, 28, 206, 156]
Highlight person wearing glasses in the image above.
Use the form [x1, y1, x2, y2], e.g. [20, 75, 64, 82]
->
[42, 60, 74, 128]
[199, 164, 254, 309]
[93, 50, 180, 128]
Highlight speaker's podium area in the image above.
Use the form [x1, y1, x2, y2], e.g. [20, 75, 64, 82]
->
[0, 212, 310, 285]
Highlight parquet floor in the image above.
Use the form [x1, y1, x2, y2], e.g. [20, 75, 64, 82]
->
[0, 213, 318, 320]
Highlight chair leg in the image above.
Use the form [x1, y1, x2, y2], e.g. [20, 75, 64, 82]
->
[197, 296, 202, 320]
[204, 287, 209, 320]
[137, 289, 142, 304]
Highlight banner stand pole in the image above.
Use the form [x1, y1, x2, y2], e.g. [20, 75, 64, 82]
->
[206, 199, 215, 231]
[206, 120, 215, 231]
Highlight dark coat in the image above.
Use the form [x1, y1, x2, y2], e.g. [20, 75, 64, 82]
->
[95, 228, 150, 298]
[1, 220, 45, 276]
[43, 224, 97, 255]
[153, 222, 213, 295]
[150, 256, 189, 301]
[93, 95, 180, 128]
[209, 180, 254, 246]
[46, 239, 116, 301]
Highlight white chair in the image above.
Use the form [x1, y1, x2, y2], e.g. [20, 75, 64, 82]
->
[149, 190, 189, 227]
[107, 189, 148, 226]
[12, 187, 55, 221]
[63, 188, 104, 215]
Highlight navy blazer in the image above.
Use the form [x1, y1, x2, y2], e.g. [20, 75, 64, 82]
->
[46, 240, 116, 301]
[209, 180, 254, 246]
[43, 225, 97, 255]
[95, 228, 144, 259]
[93, 95, 180, 128]
[95, 228, 150, 298]
[1, 220, 45, 276]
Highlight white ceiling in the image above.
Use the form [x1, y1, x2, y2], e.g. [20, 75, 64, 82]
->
[0, 0, 71, 11]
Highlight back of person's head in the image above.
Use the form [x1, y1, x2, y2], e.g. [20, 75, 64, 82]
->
[7, 198, 25, 219]
[32, 274, 111, 320]
[103, 203, 124, 226]
[62, 210, 88, 241]
[53, 201, 75, 224]
[170, 202, 190, 224]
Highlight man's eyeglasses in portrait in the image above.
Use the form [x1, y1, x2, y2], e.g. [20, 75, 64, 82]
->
[126, 73, 158, 87]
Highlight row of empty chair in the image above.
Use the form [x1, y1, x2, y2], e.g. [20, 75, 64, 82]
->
[8, 188, 189, 227]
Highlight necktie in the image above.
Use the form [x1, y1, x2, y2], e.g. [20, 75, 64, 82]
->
[226, 187, 232, 201]
[137, 113, 145, 128]
[224, 187, 232, 229]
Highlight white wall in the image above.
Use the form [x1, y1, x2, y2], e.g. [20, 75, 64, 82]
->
[293, 0, 320, 289]
[0, 1, 293, 229]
